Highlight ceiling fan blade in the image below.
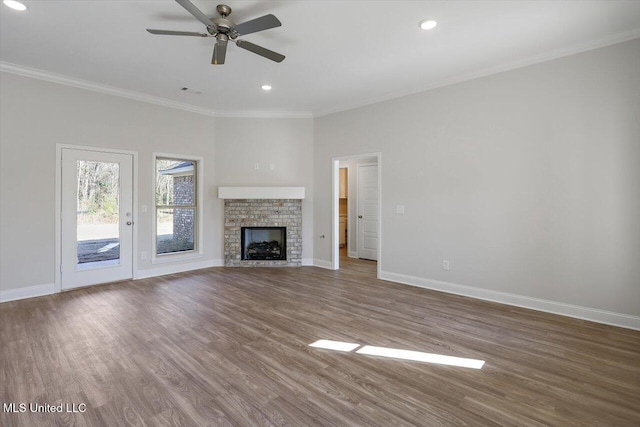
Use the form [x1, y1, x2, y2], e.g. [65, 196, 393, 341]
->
[212, 42, 227, 65]
[147, 29, 209, 37]
[234, 14, 281, 36]
[175, 0, 215, 29]
[236, 40, 285, 63]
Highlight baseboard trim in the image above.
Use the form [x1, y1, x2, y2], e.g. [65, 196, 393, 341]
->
[313, 259, 335, 270]
[302, 258, 314, 266]
[136, 259, 224, 279]
[380, 271, 640, 331]
[0, 283, 56, 303]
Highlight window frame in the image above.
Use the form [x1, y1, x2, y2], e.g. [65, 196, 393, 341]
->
[152, 153, 204, 263]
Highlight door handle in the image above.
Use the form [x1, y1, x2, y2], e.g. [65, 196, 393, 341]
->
[126, 221, 133, 226]
[358, 215, 363, 219]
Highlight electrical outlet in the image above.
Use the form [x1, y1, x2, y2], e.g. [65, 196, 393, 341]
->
[396, 205, 405, 214]
[141, 251, 147, 260]
[141, 204, 147, 213]
[442, 260, 450, 270]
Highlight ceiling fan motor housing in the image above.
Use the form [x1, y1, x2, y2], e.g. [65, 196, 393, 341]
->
[212, 5, 237, 38]
[212, 17, 236, 37]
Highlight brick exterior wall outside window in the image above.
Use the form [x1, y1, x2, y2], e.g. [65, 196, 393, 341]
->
[173, 175, 195, 244]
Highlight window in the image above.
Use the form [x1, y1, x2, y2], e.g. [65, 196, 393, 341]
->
[155, 157, 198, 256]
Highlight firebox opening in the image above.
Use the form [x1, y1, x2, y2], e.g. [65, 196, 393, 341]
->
[241, 227, 287, 261]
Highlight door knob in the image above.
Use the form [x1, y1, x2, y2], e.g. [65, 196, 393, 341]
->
[358, 215, 363, 219]
[126, 221, 133, 226]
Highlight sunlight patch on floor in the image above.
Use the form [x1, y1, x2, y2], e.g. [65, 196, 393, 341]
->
[356, 345, 485, 369]
[309, 339, 485, 369]
[309, 339, 360, 352]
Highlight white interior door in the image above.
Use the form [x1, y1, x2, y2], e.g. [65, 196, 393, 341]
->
[61, 148, 133, 290]
[358, 164, 378, 261]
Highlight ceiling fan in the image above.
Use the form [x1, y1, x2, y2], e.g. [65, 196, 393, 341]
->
[147, 0, 285, 65]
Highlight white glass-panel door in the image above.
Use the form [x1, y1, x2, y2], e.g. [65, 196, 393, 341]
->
[61, 149, 133, 289]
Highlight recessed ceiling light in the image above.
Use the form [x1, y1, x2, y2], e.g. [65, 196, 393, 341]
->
[3, 0, 27, 11]
[419, 19, 437, 30]
[261, 84, 272, 91]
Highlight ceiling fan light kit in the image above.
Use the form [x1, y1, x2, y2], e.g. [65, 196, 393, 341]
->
[147, 0, 285, 65]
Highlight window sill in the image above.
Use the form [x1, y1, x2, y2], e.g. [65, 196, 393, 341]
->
[151, 251, 204, 265]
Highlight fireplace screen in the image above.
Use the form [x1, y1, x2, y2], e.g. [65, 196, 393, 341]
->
[241, 227, 286, 261]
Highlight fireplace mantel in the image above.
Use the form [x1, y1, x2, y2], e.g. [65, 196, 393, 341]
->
[218, 187, 305, 200]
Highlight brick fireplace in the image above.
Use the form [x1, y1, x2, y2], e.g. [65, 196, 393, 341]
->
[220, 187, 304, 267]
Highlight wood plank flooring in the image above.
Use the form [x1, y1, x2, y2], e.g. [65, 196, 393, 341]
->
[1, 258, 639, 426]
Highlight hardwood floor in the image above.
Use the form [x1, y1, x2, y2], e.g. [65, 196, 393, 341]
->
[1, 259, 639, 426]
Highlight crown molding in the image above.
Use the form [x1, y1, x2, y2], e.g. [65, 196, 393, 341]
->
[0, 62, 312, 119]
[214, 110, 313, 119]
[313, 30, 640, 117]
[0, 62, 218, 117]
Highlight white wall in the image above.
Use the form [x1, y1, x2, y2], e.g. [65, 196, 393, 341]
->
[315, 39, 640, 321]
[0, 72, 217, 297]
[0, 73, 314, 298]
[213, 117, 314, 262]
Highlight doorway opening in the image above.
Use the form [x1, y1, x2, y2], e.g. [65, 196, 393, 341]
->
[332, 153, 381, 277]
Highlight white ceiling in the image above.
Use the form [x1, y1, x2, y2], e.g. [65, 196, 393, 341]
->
[2, 0, 640, 117]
